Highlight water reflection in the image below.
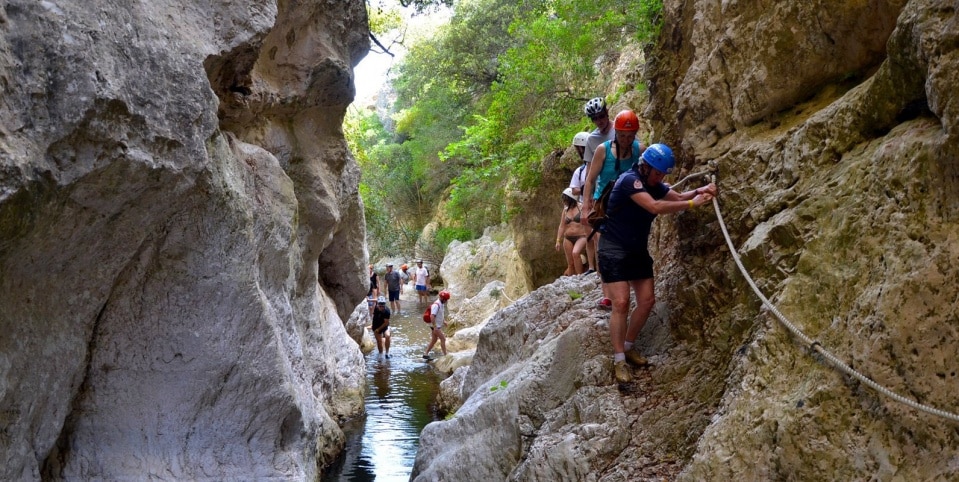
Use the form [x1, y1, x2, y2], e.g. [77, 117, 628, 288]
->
[322, 301, 445, 481]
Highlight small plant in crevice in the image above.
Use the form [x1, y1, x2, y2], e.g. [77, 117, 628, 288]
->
[489, 380, 508, 392]
[568, 290, 582, 300]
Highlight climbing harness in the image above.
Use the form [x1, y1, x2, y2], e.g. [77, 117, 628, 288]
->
[696, 169, 959, 422]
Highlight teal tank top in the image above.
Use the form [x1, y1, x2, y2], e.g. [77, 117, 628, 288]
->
[593, 139, 642, 200]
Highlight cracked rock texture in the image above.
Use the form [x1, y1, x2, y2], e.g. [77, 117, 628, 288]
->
[0, 0, 370, 479]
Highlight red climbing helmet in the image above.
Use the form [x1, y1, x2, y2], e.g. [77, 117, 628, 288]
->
[613, 110, 640, 132]
[439, 290, 451, 301]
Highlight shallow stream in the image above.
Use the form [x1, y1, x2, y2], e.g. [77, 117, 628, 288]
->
[321, 295, 446, 481]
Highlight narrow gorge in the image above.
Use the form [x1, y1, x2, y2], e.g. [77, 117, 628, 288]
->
[2, 0, 957, 480]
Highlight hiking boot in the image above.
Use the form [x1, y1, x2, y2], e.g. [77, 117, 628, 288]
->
[624, 350, 649, 367]
[614, 361, 632, 383]
[596, 298, 612, 310]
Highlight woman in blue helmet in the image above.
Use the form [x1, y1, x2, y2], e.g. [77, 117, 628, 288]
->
[598, 143, 717, 383]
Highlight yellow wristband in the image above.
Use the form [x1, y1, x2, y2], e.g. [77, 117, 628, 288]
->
[688, 200, 694, 209]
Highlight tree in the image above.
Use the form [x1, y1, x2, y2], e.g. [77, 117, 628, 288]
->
[359, 0, 664, 244]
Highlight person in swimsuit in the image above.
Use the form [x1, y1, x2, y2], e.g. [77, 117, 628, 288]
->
[555, 187, 588, 276]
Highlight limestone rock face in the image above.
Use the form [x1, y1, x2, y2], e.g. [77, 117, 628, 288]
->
[658, 0, 959, 478]
[442, 227, 526, 306]
[507, 148, 572, 289]
[0, 0, 369, 479]
[414, 0, 959, 479]
[445, 280, 509, 353]
[413, 275, 687, 481]
[346, 302, 376, 354]
[649, 0, 908, 153]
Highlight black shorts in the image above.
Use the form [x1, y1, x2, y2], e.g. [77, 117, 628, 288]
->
[598, 236, 654, 283]
[388, 289, 400, 301]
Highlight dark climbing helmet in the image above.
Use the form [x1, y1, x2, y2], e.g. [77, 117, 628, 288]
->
[641, 144, 675, 174]
[583, 97, 607, 117]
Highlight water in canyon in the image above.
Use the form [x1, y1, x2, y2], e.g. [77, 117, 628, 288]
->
[322, 297, 447, 481]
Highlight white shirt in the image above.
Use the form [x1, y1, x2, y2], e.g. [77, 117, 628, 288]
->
[414, 266, 430, 286]
[430, 300, 446, 328]
[585, 126, 615, 165]
[569, 164, 588, 200]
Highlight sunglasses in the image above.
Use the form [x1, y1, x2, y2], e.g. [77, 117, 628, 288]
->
[588, 113, 608, 121]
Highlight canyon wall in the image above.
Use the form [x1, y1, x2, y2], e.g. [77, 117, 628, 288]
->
[0, 0, 370, 479]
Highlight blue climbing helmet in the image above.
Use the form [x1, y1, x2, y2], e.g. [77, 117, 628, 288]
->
[641, 143, 675, 174]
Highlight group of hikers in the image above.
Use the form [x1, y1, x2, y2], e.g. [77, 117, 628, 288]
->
[361, 97, 717, 384]
[365, 260, 450, 361]
[556, 97, 717, 383]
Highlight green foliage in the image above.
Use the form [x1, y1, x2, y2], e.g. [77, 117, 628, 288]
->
[355, 0, 664, 253]
[489, 379, 509, 392]
[568, 290, 582, 300]
[346, 106, 436, 260]
[434, 226, 473, 249]
[366, 1, 404, 35]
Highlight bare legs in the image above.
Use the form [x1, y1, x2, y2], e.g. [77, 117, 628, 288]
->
[563, 238, 584, 275]
[424, 327, 447, 357]
[584, 235, 597, 272]
[607, 278, 655, 354]
[375, 331, 391, 354]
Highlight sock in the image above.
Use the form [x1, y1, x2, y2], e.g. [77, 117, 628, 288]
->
[624, 342, 634, 351]
[613, 352, 625, 363]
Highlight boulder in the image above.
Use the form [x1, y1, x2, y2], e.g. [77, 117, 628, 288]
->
[345, 302, 376, 354]
[441, 226, 528, 301]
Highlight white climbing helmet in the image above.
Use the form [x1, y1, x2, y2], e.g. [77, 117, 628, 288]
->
[572, 131, 589, 147]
